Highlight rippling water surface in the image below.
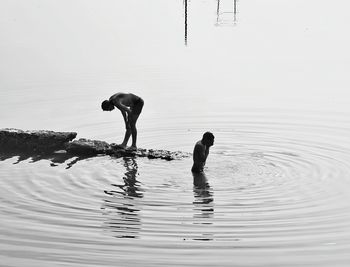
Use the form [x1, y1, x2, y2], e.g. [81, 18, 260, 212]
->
[1, 0, 350, 266]
[1, 110, 350, 266]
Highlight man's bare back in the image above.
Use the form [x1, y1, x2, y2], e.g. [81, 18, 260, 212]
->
[109, 93, 140, 111]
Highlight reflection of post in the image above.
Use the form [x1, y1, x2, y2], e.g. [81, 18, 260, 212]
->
[184, 0, 188, 45]
[234, 0, 237, 23]
[216, 0, 238, 26]
[102, 158, 143, 239]
[216, 0, 220, 24]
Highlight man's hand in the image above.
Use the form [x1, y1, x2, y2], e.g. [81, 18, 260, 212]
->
[126, 107, 132, 115]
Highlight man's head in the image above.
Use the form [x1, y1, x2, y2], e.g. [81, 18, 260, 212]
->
[202, 131, 214, 147]
[101, 100, 114, 111]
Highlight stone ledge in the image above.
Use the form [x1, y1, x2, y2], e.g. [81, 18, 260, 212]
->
[65, 138, 189, 160]
[0, 128, 190, 161]
[0, 128, 77, 152]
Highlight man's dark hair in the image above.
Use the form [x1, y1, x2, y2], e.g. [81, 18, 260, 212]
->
[202, 131, 214, 141]
[101, 100, 113, 111]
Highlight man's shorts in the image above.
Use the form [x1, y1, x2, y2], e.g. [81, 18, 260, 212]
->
[132, 98, 144, 115]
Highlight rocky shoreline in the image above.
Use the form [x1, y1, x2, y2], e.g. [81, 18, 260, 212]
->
[0, 128, 190, 161]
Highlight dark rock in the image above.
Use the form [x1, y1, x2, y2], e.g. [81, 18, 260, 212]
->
[0, 128, 190, 162]
[65, 138, 113, 156]
[66, 139, 190, 160]
[0, 128, 77, 153]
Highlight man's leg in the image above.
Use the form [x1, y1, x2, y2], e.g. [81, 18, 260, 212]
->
[120, 122, 131, 147]
[129, 113, 140, 149]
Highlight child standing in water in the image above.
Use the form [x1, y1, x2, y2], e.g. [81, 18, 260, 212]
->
[101, 93, 144, 150]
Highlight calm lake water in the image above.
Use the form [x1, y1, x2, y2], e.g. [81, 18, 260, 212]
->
[1, 0, 350, 266]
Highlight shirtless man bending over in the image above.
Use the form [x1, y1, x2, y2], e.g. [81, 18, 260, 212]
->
[191, 132, 215, 173]
[101, 93, 144, 149]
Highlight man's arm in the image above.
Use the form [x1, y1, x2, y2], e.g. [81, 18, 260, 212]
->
[205, 146, 210, 158]
[110, 94, 132, 114]
[115, 101, 131, 114]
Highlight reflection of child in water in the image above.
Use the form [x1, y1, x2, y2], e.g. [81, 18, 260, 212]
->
[191, 132, 215, 173]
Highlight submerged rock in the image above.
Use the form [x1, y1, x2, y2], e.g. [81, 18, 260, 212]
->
[0, 128, 190, 161]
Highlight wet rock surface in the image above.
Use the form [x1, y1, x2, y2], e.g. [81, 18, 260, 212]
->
[0, 128, 190, 162]
[0, 128, 77, 153]
[66, 138, 189, 160]
[65, 138, 113, 156]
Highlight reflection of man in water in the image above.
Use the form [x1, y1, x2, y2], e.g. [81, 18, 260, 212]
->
[191, 132, 215, 173]
[101, 93, 144, 149]
[102, 158, 142, 239]
[192, 165, 214, 241]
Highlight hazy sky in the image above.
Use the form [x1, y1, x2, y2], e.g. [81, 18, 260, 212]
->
[1, 0, 350, 125]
